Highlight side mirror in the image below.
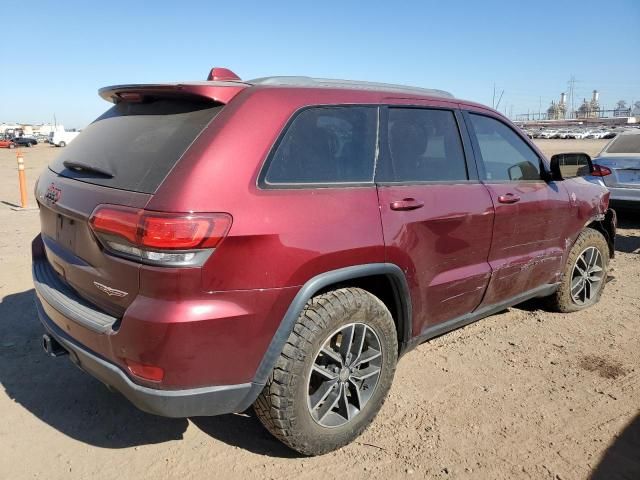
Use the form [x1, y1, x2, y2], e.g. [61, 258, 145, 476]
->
[549, 152, 594, 181]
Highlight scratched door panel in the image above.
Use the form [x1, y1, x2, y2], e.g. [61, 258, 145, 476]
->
[480, 181, 568, 306]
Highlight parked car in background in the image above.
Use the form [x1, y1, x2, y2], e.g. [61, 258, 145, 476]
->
[0, 136, 16, 149]
[588, 130, 640, 208]
[539, 129, 559, 139]
[566, 130, 586, 139]
[33, 67, 616, 455]
[557, 129, 575, 139]
[14, 136, 38, 147]
[49, 131, 80, 147]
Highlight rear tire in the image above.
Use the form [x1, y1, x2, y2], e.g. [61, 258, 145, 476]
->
[549, 228, 609, 312]
[8, 143, 15, 149]
[254, 287, 398, 456]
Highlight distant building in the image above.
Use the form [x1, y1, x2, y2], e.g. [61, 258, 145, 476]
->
[0, 122, 64, 137]
[33, 123, 65, 135]
[614, 100, 631, 117]
[547, 93, 567, 120]
[577, 91, 600, 119]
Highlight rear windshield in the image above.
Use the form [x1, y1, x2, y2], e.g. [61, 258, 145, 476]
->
[606, 134, 640, 154]
[50, 98, 223, 193]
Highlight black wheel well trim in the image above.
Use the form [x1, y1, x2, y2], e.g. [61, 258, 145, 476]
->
[244, 263, 412, 402]
[584, 208, 616, 258]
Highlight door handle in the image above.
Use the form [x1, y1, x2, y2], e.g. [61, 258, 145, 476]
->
[497, 193, 521, 204]
[390, 198, 425, 211]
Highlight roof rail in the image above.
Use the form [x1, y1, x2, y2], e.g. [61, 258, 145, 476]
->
[248, 76, 454, 98]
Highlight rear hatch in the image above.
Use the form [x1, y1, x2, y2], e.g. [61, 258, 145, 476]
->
[596, 134, 640, 188]
[36, 94, 225, 318]
[595, 156, 640, 188]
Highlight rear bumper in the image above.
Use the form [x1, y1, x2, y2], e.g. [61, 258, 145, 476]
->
[31, 233, 298, 416]
[36, 298, 258, 417]
[608, 186, 640, 205]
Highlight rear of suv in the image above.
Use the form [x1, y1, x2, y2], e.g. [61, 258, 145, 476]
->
[33, 68, 616, 455]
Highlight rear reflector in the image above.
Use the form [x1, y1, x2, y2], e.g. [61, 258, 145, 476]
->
[89, 205, 232, 266]
[125, 359, 164, 382]
[592, 165, 612, 177]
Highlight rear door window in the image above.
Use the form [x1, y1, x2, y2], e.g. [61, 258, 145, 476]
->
[468, 113, 542, 181]
[379, 108, 468, 182]
[262, 106, 377, 186]
[50, 98, 223, 193]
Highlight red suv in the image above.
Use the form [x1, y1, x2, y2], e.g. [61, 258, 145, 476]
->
[32, 68, 616, 455]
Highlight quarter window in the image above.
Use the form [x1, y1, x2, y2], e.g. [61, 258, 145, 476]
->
[468, 113, 541, 181]
[380, 108, 468, 182]
[263, 107, 377, 185]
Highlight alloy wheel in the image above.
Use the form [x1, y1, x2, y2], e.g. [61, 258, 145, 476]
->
[571, 246, 604, 305]
[307, 322, 382, 428]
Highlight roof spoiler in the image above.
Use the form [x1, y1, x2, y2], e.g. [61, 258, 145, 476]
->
[100, 67, 246, 104]
[99, 82, 247, 104]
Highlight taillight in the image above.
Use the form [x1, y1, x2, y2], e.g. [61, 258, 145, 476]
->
[592, 164, 612, 177]
[89, 205, 231, 266]
[90, 206, 139, 243]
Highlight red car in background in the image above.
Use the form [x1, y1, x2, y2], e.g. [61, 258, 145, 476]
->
[0, 136, 16, 148]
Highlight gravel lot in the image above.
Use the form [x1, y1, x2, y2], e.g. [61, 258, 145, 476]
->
[0, 139, 638, 480]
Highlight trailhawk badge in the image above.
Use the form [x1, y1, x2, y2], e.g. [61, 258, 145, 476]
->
[44, 183, 62, 204]
[93, 281, 128, 297]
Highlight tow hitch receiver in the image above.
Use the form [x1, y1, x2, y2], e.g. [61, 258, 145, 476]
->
[42, 333, 68, 357]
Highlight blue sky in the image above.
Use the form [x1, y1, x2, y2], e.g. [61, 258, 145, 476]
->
[2, 0, 638, 128]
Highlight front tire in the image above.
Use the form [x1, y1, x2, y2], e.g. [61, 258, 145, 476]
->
[550, 228, 609, 312]
[254, 288, 398, 456]
[59, 141, 66, 147]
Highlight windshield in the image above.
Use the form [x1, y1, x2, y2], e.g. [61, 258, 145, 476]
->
[50, 98, 223, 193]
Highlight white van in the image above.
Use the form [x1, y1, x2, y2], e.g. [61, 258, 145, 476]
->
[49, 131, 80, 147]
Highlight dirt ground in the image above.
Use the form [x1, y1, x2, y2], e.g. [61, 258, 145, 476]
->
[0, 139, 638, 480]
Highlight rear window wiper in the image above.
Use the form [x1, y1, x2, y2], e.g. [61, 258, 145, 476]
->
[63, 160, 114, 178]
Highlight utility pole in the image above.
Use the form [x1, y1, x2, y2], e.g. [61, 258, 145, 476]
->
[538, 96, 542, 121]
[567, 75, 577, 119]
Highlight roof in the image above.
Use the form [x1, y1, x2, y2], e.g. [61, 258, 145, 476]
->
[99, 76, 455, 105]
[247, 76, 454, 98]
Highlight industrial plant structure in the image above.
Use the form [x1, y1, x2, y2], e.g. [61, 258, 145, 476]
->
[517, 89, 637, 126]
[577, 91, 600, 119]
[547, 93, 567, 120]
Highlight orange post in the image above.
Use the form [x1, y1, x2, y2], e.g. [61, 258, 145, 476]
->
[16, 149, 28, 208]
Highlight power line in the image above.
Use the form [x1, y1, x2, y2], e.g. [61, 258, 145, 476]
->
[495, 89, 504, 110]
